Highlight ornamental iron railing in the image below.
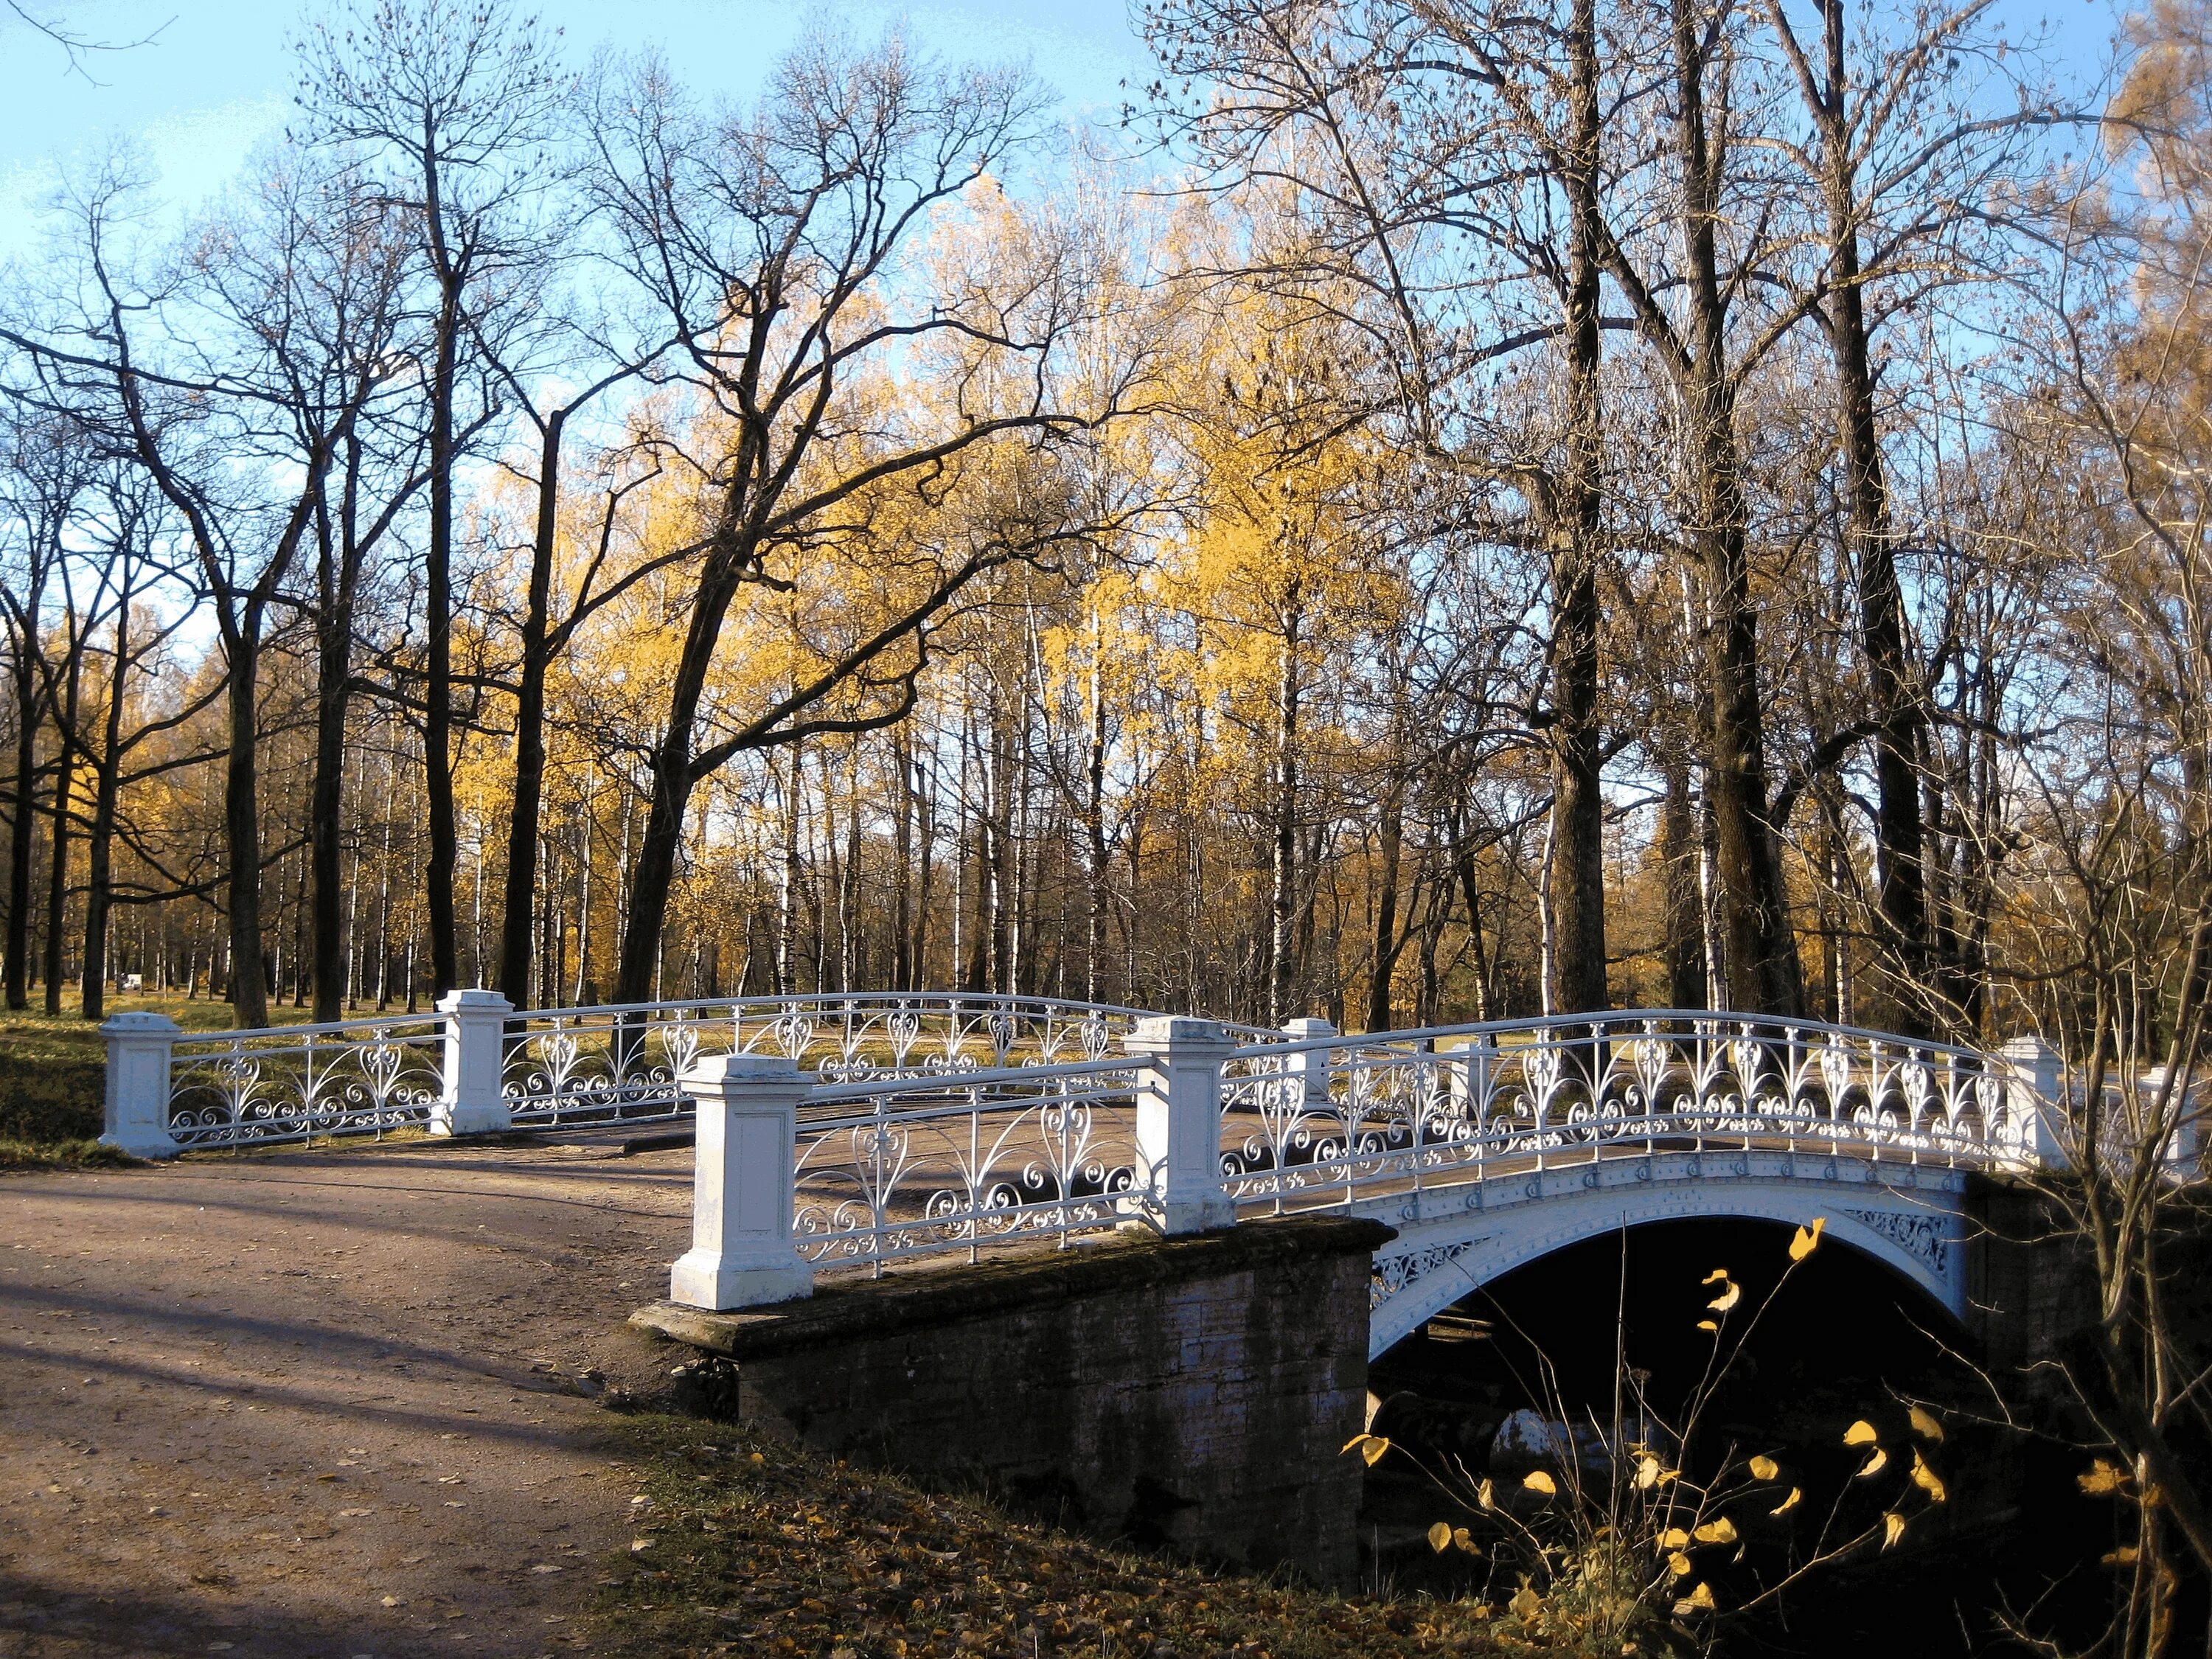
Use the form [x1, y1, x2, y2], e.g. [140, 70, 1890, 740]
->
[100, 991, 1189, 1153]
[1216, 1013, 2014, 1217]
[99, 998, 2093, 1312]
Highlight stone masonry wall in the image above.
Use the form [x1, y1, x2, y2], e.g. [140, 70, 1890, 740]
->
[633, 1216, 1394, 1587]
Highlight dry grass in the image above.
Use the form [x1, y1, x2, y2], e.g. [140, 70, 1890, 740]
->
[0, 990, 316, 1169]
[593, 1414, 1613, 1659]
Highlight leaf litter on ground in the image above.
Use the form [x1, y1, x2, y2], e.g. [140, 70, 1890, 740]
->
[594, 1414, 1593, 1658]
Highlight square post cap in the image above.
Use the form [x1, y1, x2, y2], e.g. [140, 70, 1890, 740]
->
[437, 988, 514, 1015]
[100, 1012, 181, 1036]
[1123, 1015, 1236, 1056]
[682, 1052, 807, 1090]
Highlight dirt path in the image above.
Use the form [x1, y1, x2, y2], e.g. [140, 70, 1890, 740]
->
[0, 1138, 696, 1659]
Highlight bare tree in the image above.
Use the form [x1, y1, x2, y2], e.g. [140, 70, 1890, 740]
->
[4, 150, 413, 1024]
[296, 0, 568, 999]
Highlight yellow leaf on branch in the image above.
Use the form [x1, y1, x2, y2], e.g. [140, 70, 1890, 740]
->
[1673, 1582, 1717, 1614]
[2079, 1460, 2129, 1497]
[1911, 1453, 1947, 1503]
[1790, 1217, 1826, 1260]
[1340, 1434, 1391, 1466]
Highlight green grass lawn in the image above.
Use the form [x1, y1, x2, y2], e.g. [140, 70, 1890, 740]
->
[0, 989, 319, 1169]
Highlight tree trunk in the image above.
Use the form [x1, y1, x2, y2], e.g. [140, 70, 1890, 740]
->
[226, 631, 270, 1028]
[1366, 781, 1405, 1033]
[1660, 756, 1707, 1012]
[422, 262, 462, 996]
[1815, 1, 1928, 1032]
[81, 601, 129, 1022]
[1668, 0, 1804, 1018]
[497, 410, 567, 1009]
[5, 633, 41, 1010]
[1085, 608, 1110, 1004]
[1268, 597, 1303, 1026]
[43, 641, 83, 1015]
[310, 479, 357, 1020]
[893, 731, 914, 989]
[1549, 0, 1611, 1016]
[612, 541, 753, 1006]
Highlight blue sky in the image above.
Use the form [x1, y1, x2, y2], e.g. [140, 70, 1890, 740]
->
[0, 0, 2127, 260]
[0, 0, 1151, 257]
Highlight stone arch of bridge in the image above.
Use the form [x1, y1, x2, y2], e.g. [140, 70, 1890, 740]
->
[1362, 1165, 1966, 1360]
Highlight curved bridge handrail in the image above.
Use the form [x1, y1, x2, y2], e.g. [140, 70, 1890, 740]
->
[1227, 1008, 1997, 1068]
[805, 1054, 1147, 1120]
[504, 990, 1167, 1027]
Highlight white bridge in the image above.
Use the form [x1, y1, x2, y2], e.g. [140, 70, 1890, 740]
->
[101, 995, 2065, 1357]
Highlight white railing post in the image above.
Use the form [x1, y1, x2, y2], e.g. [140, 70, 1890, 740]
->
[432, 989, 515, 1137]
[2142, 1065, 2205, 1171]
[1121, 1016, 1237, 1234]
[1439, 1034, 1498, 1118]
[1282, 1016, 1336, 1107]
[100, 1012, 181, 1160]
[669, 1053, 815, 1310]
[2000, 1034, 2067, 1169]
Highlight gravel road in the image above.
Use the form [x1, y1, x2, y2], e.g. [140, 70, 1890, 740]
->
[0, 1138, 695, 1659]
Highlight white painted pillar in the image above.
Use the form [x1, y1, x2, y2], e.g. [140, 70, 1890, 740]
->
[669, 1053, 815, 1310]
[2143, 1065, 2204, 1169]
[1438, 1034, 1498, 1119]
[1121, 1016, 1237, 1234]
[100, 1012, 181, 1159]
[431, 989, 515, 1137]
[1281, 1016, 1337, 1108]
[2000, 1034, 2067, 1170]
